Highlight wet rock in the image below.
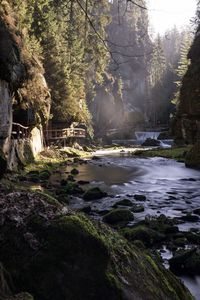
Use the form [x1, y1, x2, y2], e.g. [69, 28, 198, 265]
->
[173, 237, 188, 247]
[193, 208, 200, 215]
[103, 209, 134, 225]
[56, 182, 83, 196]
[180, 214, 199, 222]
[121, 225, 165, 247]
[80, 206, 92, 214]
[71, 168, 79, 175]
[83, 187, 107, 201]
[142, 138, 160, 147]
[134, 194, 146, 201]
[67, 175, 75, 181]
[77, 180, 90, 185]
[60, 179, 68, 186]
[91, 156, 100, 160]
[145, 214, 179, 235]
[97, 209, 110, 216]
[169, 248, 200, 275]
[114, 199, 133, 207]
[131, 204, 145, 213]
[185, 231, 200, 245]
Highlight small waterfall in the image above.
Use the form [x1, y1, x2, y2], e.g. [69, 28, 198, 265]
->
[135, 131, 160, 142]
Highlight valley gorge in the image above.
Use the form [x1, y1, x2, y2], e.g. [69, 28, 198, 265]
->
[0, 1, 200, 300]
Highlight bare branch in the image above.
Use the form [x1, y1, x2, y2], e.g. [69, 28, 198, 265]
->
[127, 0, 147, 10]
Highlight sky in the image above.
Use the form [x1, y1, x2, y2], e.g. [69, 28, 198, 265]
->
[147, 0, 197, 35]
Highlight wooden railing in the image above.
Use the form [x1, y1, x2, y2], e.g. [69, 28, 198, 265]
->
[44, 127, 86, 141]
[12, 122, 29, 139]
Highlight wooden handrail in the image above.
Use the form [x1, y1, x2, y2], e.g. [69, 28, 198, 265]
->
[44, 127, 86, 140]
[12, 122, 29, 139]
[12, 122, 29, 130]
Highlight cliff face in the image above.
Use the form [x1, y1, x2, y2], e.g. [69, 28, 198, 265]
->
[173, 26, 200, 145]
[0, 2, 50, 170]
[172, 25, 200, 168]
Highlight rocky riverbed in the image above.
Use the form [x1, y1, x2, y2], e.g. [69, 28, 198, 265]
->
[2, 147, 200, 299]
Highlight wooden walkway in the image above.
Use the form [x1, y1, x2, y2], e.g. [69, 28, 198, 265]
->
[44, 127, 86, 141]
[11, 123, 86, 142]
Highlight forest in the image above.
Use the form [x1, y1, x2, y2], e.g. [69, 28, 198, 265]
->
[0, 0, 200, 299]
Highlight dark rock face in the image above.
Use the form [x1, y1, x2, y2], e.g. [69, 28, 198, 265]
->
[172, 25, 200, 167]
[0, 190, 193, 300]
[185, 141, 200, 169]
[0, 2, 51, 171]
[0, 150, 7, 178]
[142, 138, 160, 147]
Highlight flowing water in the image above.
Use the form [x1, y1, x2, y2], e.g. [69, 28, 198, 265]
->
[68, 150, 200, 299]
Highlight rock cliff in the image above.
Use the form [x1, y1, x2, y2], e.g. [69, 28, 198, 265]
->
[0, 1, 50, 171]
[172, 24, 200, 168]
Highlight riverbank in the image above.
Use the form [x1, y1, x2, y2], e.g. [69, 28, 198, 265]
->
[134, 146, 192, 162]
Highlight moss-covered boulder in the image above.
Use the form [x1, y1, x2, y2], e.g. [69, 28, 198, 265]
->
[70, 168, 79, 175]
[83, 187, 107, 201]
[121, 225, 165, 247]
[0, 190, 193, 300]
[56, 182, 83, 195]
[131, 204, 145, 213]
[169, 248, 200, 275]
[103, 209, 134, 225]
[114, 199, 133, 207]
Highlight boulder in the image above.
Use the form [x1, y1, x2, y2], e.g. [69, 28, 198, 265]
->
[0, 190, 193, 300]
[114, 199, 133, 207]
[180, 214, 199, 222]
[169, 248, 200, 275]
[121, 225, 165, 247]
[83, 187, 107, 201]
[134, 194, 146, 201]
[131, 204, 145, 213]
[71, 168, 79, 175]
[103, 209, 134, 225]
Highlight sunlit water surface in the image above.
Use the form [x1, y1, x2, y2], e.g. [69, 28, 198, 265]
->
[68, 153, 200, 299]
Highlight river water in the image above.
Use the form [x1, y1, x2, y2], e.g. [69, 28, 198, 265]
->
[68, 150, 200, 299]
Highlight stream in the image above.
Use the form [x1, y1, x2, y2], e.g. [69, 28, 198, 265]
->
[68, 150, 200, 299]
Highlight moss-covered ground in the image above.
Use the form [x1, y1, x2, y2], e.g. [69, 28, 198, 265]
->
[134, 146, 192, 162]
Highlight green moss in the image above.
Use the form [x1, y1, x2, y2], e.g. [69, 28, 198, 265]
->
[103, 209, 134, 225]
[121, 225, 165, 247]
[134, 146, 191, 162]
[0, 207, 194, 300]
[35, 191, 62, 207]
[83, 187, 107, 201]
